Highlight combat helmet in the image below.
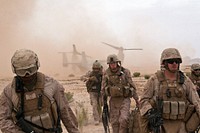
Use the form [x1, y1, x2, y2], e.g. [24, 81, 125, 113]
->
[160, 48, 182, 65]
[107, 54, 120, 64]
[191, 63, 200, 71]
[92, 60, 102, 69]
[11, 49, 40, 77]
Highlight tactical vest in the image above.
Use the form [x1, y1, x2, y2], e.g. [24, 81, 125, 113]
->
[156, 71, 187, 120]
[13, 73, 60, 133]
[86, 71, 102, 92]
[105, 67, 132, 97]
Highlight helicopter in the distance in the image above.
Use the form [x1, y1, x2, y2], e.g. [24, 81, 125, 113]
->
[59, 44, 92, 73]
[101, 42, 143, 63]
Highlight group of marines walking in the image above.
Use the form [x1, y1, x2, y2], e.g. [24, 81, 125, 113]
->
[0, 48, 199, 133]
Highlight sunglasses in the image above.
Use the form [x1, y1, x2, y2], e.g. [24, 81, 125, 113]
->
[166, 59, 180, 64]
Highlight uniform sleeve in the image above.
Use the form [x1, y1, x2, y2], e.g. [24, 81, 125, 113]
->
[125, 69, 139, 100]
[101, 71, 108, 96]
[0, 86, 25, 133]
[185, 78, 200, 118]
[139, 76, 155, 116]
[53, 81, 80, 133]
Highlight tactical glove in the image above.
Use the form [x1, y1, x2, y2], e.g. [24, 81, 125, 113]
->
[147, 108, 163, 133]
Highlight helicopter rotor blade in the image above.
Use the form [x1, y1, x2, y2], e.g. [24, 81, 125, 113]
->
[101, 42, 120, 50]
[124, 48, 143, 50]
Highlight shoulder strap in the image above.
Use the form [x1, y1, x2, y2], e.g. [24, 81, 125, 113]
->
[15, 76, 25, 119]
[155, 70, 165, 99]
[178, 71, 185, 84]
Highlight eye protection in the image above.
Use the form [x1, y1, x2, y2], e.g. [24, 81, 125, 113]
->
[166, 59, 180, 64]
[15, 66, 37, 77]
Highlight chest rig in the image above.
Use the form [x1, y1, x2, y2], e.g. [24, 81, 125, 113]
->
[106, 67, 131, 97]
[156, 71, 186, 120]
[14, 73, 61, 133]
[87, 71, 102, 92]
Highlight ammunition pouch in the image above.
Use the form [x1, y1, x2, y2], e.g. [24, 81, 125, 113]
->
[106, 86, 123, 97]
[105, 85, 133, 98]
[162, 101, 185, 120]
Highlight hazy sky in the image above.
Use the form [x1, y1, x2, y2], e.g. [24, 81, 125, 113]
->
[0, 0, 200, 78]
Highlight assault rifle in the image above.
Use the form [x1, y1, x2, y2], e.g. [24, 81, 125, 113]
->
[147, 97, 163, 133]
[102, 95, 110, 133]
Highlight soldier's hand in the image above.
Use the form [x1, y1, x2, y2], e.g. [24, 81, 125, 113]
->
[89, 76, 98, 82]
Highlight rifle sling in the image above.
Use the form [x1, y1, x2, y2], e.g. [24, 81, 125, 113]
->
[24, 119, 60, 132]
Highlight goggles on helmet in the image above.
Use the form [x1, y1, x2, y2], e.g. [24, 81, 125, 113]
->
[15, 66, 37, 77]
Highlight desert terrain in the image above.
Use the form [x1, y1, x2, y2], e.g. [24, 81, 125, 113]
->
[0, 75, 147, 133]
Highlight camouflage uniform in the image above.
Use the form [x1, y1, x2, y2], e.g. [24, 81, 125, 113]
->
[188, 64, 200, 97]
[140, 48, 200, 133]
[0, 49, 80, 133]
[86, 60, 103, 125]
[102, 54, 139, 133]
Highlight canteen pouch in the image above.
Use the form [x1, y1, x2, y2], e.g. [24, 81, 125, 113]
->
[184, 104, 195, 122]
[186, 112, 200, 132]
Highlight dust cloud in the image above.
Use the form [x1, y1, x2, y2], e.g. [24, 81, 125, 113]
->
[0, 0, 199, 78]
